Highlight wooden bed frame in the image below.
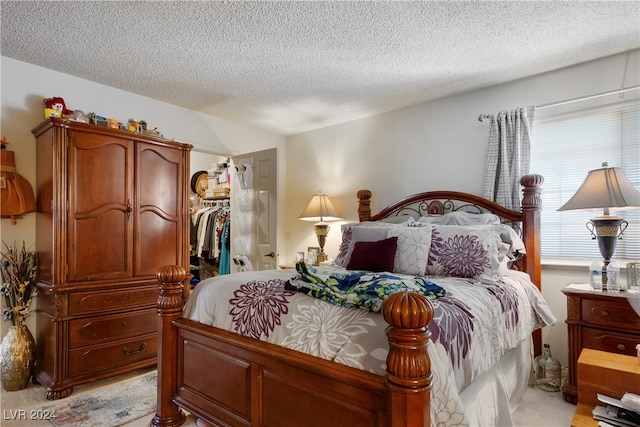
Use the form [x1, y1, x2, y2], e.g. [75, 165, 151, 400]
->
[152, 174, 543, 427]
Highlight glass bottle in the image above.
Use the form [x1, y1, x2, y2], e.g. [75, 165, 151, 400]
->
[590, 260, 603, 291]
[607, 262, 620, 293]
[534, 343, 561, 392]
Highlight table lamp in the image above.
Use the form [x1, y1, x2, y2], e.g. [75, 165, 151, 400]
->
[299, 192, 342, 264]
[558, 162, 640, 287]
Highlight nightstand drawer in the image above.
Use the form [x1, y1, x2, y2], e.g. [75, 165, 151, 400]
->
[582, 298, 640, 331]
[582, 327, 639, 356]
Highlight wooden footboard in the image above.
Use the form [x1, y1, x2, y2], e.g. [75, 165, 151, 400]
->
[152, 265, 434, 427]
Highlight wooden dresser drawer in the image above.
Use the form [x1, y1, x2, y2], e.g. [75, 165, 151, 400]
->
[69, 286, 158, 315]
[68, 334, 157, 377]
[581, 298, 640, 332]
[582, 327, 639, 356]
[69, 308, 157, 348]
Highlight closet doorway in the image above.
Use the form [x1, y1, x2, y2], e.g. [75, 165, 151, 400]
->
[190, 148, 278, 277]
[232, 148, 278, 271]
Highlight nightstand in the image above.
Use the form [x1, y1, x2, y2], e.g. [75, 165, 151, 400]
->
[562, 287, 640, 404]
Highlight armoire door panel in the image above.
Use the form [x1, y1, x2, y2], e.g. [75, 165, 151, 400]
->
[137, 211, 180, 275]
[71, 210, 130, 279]
[69, 131, 130, 213]
[135, 142, 184, 276]
[67, 131, 133, 281]
[137, 143, 181, 216]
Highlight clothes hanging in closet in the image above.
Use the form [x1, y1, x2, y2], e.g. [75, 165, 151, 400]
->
[191, 203, 230, 275]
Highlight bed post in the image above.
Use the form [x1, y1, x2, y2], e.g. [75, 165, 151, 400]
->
[382, 292, 434, 427]
[152, 265, 188, 427]
[357, 189, 373, 222]
[519, 174, 543, 287]
[519, 174, 544, 355]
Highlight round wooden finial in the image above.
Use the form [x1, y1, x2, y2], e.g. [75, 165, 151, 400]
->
[520, 174, 544, 211]
[156, 265, 188, 283]
[520, 174, 544, 188]
[356, 189, 372, 200]
[382, 292, 433, 329]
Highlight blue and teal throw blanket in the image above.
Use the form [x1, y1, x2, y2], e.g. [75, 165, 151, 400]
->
[285, 262, 445, 312]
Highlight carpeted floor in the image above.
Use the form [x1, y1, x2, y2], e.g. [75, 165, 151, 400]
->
[0, 367, 573, 426]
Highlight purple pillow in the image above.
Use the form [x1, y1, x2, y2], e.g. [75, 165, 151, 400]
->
[346, 237, 398, 272]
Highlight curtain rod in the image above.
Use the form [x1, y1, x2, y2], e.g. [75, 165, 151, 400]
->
[478, 85, 640, 122]
[536, 85, 640, 110]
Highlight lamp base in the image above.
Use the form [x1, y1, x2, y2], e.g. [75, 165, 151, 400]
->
[587, 216, 628, 289]
[314, 222, 330, 265]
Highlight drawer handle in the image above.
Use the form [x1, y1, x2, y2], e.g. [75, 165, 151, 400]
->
[121, 321, 128, 327]
[122, 343, 147, 355]
[600, 310, 609, 317]
[617, 344, 626, 351]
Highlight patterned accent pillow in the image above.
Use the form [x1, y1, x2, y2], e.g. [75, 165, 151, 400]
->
[334, 225, 354, 266]
[386, 225, 433, 276]
[346, 237, 398, 272]
[335, 222, 406, 267]
[426, 224, 520, 280]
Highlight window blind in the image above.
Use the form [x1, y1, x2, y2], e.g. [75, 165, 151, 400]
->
[531, 103, 640, 260]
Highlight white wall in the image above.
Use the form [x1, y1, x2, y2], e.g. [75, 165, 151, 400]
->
[284, 49, 640, 368]
[0, 57, 286, 339]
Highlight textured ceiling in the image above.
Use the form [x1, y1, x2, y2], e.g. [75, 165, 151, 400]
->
[2, 1, 639, 135]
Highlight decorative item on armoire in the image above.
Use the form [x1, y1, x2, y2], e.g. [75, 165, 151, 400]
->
[0, 241, 39, 391]
[43, 96, 73, 119]
[0, 137, 36, 224]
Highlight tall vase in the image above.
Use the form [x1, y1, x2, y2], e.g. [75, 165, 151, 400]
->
[0, 323, 36, 391]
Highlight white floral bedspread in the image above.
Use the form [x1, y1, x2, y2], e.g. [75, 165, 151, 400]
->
[183, 266, 555, 427]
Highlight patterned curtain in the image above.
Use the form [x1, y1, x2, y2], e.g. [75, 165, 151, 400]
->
[481, 106, 535, 211]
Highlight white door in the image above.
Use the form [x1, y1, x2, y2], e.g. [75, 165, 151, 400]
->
[231, 148, 278, 271]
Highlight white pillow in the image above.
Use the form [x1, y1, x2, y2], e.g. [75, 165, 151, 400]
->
[419, 211, 501, 226]
[386, 225, 433, 275]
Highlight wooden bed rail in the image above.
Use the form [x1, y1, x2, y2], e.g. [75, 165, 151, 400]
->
[153, 264, 435, 427]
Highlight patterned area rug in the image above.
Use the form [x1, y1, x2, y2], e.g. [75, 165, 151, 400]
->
[41, 370, 156, 427]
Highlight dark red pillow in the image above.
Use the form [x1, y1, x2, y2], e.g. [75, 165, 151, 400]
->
[346, 237, 397, 272]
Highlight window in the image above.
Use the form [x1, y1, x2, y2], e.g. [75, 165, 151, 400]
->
[531, 102, 639, 260]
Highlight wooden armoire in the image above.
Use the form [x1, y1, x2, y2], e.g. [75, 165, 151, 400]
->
[32, 118, 192, 399]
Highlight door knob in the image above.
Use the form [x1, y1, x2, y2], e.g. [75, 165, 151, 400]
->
[264, 252, 276, 258]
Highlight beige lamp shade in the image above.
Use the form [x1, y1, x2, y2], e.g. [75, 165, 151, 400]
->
[299, 192, 342, 222]
[558, 162, 640, 213]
